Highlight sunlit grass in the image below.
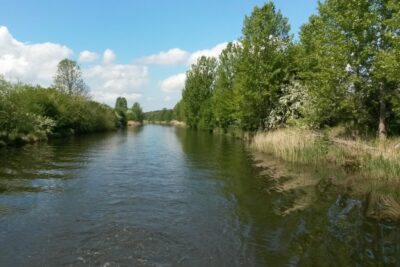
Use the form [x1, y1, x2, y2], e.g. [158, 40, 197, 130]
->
[251, 127, 400, 212]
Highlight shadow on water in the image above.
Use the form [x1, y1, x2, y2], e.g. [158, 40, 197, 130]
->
[174, 127, 400, 266]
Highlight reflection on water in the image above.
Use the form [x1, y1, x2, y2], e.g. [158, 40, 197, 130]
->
[0, 125, 398, 266]
[358, 218, 399, 266]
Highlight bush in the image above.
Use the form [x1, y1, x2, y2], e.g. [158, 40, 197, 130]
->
[0, 78, 117, 145]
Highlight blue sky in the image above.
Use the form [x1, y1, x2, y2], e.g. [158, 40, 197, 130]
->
[0, 0, 319, 111]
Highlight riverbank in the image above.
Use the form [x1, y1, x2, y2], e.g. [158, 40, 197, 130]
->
[127, 120, 143, 127]
[251, 127, 400, 220]
[144, 120, 187, 127]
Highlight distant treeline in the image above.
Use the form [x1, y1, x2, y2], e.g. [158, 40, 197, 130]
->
[175, 0, 400, 140]
[144, 105, 184, 122]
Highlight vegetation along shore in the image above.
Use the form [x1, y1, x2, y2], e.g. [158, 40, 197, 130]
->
[0, 59, 145, 146]
[170, 1, 400, 214]
[1, 0, 400, 216]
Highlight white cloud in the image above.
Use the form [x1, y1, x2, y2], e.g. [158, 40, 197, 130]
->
[84, 64, 147, 93]
[188, 42, 229, 65]
[0, 26, 147, 107]
[0, 26, 72, 85]
[138, 48, 189, 65]
[156, 42, 230, 97]
[84, 63, 148, 105]
[0, 26, 232, 109]
[79, 50, 98, 62]
[159, 73, 186, 93]
[138, 42, 229, 67]
[103, 48, 116, 64]
[164, 96, 172, 102]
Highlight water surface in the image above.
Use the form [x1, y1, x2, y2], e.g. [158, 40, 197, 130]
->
[0, 125, 398, 266]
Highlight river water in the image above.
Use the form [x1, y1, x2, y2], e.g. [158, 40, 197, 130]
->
[0, 125, 398, 266]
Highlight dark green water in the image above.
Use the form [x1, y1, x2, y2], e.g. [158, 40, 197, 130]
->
[0, 125, 398, 266]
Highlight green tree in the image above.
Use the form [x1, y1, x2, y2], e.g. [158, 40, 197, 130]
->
[369, 0, 400, 140]
[212, 42, 241, 130]
[299, 0, 400, 139]
[131, 102, 144, 123]
[234, 2, 293, 130]
[53, 59, 88, 96]
[173, 100, 185, 122]
[115, 97, 128, 111]
[144, 108, 173, 122]
[114, 97, 128, 127]
[182, 56, 217, 129]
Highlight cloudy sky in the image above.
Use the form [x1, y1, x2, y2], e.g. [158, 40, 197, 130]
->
[0, 0, 318, 111]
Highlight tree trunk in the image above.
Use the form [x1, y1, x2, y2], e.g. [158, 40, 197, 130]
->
[379, 82, 387, 142]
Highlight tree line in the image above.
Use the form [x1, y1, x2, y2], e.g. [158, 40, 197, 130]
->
[177, 0, 400, 141]
[143, 104, 186, 123]
[0, 58, 145, 145]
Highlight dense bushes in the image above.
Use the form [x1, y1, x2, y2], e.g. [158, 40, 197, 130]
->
[0, 78, 117, 145]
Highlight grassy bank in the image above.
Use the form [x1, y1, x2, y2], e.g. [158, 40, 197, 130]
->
[251, 127, 400, 219]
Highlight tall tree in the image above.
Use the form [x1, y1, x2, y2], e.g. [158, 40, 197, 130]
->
[53, 59, 88, 96]
[173, 100, 185, 122]
[115, 97, 128, 111]
[212, 42, 241, 130]
[369, 0, 400, 140]
[299, 0, 400, 139]
[234, 2, 292, 130]
[114, 97, 128, 127]
[131, 102, 144, 123]
[182, 56, 217, 129]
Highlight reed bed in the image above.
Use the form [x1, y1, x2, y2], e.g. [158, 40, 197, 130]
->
[251, 128, 400, 204]
[252, 128, 400, 179]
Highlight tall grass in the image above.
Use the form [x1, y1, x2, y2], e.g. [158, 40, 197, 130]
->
[252, 128, 400, 180]
[251, 128, 400, 221]
[252, 128, 325, 165]
[251, 128, 400, 205]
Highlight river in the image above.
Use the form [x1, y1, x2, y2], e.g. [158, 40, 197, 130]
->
[0, 125, 398, 266]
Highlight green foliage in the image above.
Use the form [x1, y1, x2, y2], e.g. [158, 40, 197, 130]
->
[173, 100, 185, 122]
[145, 108, 174, 122]
[114, 97, 128, 127]
[212, 42, 240, 130]
[179, 2, 294, 132]
[299, 0, 400, 135]
[0, 78, 117, 145]
[129, 102, 144, 123]
[182, 56, 217, 129]
[115, 97, 128, 111]
[234, 2, 293, 130]
[176, 0, 400, 138]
